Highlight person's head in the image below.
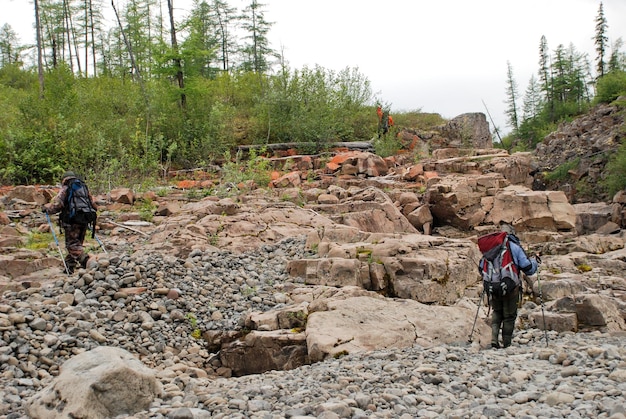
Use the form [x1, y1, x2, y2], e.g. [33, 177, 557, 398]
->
[61, 171, 77, 184]
[500, 221, 516, 236]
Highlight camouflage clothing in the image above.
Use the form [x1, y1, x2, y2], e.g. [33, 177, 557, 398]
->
[63, 222, 89, 272]
[44, 174, 97, 274]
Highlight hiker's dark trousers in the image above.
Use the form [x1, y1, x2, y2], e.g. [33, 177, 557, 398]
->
[491, 289, 519, 347]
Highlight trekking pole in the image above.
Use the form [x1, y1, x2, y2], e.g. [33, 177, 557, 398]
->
[94, 234, 108, 253]
[45, 212, 70, 275]
[536, 267, 549, 347]
[468, 287, 486, 343]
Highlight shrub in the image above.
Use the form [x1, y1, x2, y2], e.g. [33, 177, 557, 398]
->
[602, 141, 626, 197]
[392, 110, 445, 129]
[373, 133, 402, 158]
[594, 70, 626, 105]
[544, 158, 580, 181]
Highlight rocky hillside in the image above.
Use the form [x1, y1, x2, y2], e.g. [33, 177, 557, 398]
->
[1, 107, 626, 417]
[534, 102, 625, 203]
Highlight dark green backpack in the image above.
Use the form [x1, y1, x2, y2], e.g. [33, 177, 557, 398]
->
[61, 178, 97, 234]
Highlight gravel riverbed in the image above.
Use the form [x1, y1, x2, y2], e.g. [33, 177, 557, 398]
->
[1, 236, 626, 418]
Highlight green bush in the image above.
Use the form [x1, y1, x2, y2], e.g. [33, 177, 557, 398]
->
[221, 147, 271, 187]
[544, 158, 580, 181]
[373, 133, 402, 158]
[392, 111, 445, 130]
[602, 142, 626, 197]
[594, 70, 626, 105]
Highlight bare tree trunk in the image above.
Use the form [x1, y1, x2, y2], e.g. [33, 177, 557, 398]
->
[111, 0, 142, 82]
[34, 0, 45, 98]
[52, 36, 57, 68]
[215, 6, 228, 71]
[66, 0, 82, 75]
[84, 0, 88, 76]
[89, 0, 97, 76]
[40, 8, 53, 68]
[63, 0, 74, 72]
[167, 0, 185, 108]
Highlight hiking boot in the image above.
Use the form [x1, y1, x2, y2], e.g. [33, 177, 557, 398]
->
[79, 253, 89, 269]
[65, 256, 78, 275]
[65, 261, 76, 274]
[491, 342, 500, 349]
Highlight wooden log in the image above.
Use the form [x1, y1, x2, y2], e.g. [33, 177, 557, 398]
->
[237, 141, 374, 153]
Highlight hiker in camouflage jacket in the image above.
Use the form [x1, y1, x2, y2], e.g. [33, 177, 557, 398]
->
[43, 171, 97, 274]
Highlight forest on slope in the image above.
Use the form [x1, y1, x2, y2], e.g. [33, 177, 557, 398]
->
[0, 1, 625, 192]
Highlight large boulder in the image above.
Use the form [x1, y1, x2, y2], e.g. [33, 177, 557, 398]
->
[109, 188, 135, 205]
[324, 151, 389, 177]
[304, 291, 490, 362]
[426, 173, 509, 230]
[288, 232, 481, 305]
[2, 185, 47, 205]
[574, 294, 626, 331]
[434, 113, 492, 149]
[539, 233, 624, 256]
[0, 250, 61, 282]
[307, 186, 418, 234]
[25, 346, 160, 419]
[219, 330, 310, 376]
[573, 202, 617, 234]
[483, 152, 536, 187]
[486, 185, 577, 232]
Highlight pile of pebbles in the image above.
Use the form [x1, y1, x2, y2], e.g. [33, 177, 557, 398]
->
[2, 234, 626, 418]
[144, 330, 626, 419]
[0, 235, 309, 417]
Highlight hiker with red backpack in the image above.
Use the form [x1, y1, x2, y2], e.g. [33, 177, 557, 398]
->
[478, 222, 540, 349]
[43, 171, 98, 274]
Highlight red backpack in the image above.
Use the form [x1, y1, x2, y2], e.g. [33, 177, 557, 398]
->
[478, 231, 521, 298]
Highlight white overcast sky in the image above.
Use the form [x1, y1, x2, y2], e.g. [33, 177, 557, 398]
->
[3, 0, 626, 134]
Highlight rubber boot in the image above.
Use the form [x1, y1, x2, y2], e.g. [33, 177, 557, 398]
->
[491, 309, 503, 348]
[502, 335, 512, 348]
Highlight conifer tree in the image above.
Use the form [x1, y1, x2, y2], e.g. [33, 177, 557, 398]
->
[538, 35, 553, 121]
[594, 1, 608, 78]
[212, 0, 238, 72]
[608, 38, 625, 72]
[180, 0, 220, 77]
[239, 0, 274, 73]
[0, 24, 20, 66]
[504, 61, 519, 132]
[522, 74, 542, 120]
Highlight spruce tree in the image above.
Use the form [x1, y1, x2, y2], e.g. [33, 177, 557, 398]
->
[504, 61, 519, 132]
[522, 74, 542, 120]
[594, 1, 608, 78]
[608, 38, 625, 72]
[180, 0, 221, 77]
[239, 0, 274, 74]
[212, 0, 238, 73]
[0, 24, 20, 66]
[538, 35, 553, 121]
